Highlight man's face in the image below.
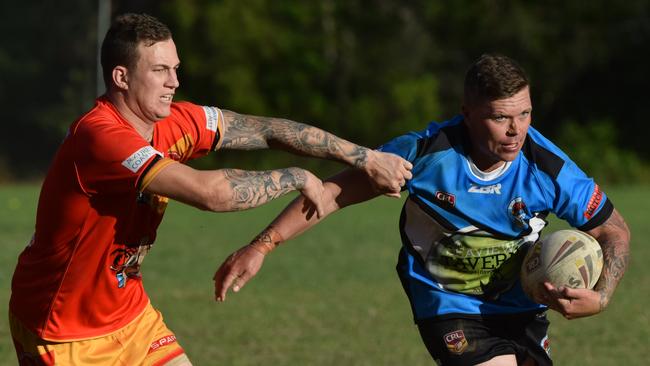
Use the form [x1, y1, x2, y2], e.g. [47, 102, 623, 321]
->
[463, 87, 532, 171]
[125, 38, 180, 124]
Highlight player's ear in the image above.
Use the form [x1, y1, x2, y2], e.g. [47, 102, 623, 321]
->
[112, 66, 129, 90]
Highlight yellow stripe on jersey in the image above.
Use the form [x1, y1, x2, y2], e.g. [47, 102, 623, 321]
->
[140, 158, 176, 191]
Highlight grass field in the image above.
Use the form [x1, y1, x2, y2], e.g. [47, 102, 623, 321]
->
[0, 184, 648, 365]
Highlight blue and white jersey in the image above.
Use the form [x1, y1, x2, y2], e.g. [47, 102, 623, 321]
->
[378, 116, 613, 321]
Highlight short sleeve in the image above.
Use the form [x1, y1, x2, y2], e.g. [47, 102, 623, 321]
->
[163, 102, 224, 160]
[377, 121, 446, 163]
[552, 161, 613, 231]
[73, 119, 162, 195]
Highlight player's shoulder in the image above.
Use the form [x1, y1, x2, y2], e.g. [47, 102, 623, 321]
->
[412, 115, 465, 159]
[522, 126, 574, 179]
[70, 98, 122, 138]
[380, 116, 464, 162]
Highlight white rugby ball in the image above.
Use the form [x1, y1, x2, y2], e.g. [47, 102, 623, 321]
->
[521, 229, 603, 301]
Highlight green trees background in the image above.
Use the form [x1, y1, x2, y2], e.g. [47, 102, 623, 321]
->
[1, 0, 648, 182]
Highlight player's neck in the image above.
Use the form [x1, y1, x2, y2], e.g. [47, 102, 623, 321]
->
[106, 92, 154, 141]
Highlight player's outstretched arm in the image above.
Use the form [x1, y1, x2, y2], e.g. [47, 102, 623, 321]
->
[220, 110, 412, 196]
[542, 209, 630, 319]
[213, 168, 380, 302]
[145, 161, 325, 216]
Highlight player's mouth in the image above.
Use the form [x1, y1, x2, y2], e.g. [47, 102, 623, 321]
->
[501, 141, 520, 152]
[160, 94, 174, 103]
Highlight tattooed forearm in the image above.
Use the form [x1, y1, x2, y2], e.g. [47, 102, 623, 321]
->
[223, 168, 306, 210]
[590, 209, 630, 310]
[220, 110, 369, 167]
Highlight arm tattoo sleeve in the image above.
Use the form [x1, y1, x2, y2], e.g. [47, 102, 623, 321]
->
[223, 168, 306, 210]
[593, 210, 630, 310]
[220, 111, 369, 168]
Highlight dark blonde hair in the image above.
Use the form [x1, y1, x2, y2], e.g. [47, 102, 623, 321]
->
[463, 54, 529, 106]
[100, 13, 172, 88]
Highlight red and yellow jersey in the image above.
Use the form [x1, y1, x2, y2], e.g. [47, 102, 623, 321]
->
[10, 96, 224, 341]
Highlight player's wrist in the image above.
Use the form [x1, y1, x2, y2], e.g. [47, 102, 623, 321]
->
[356, 148, 374, 171]
[247, 226, 284, 255]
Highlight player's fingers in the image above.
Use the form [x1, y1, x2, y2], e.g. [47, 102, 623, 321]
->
[403, 160, 413, 170]
[216, 272, 238, 301]
[235, 270, 256, 292]
[383, 191, 401, 199]
[404, 170, 413, 180]
[543, 282, 557, 292]
[314, 199, 325, 218]
[560, 286, 579, 299]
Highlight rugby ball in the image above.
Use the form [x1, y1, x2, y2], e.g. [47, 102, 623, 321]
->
[521, 229, 603, 301]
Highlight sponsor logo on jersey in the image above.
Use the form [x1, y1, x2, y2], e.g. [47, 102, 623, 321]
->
[434, 191, 456, 207]
[122, 146, 161, 173]
[150, 335, 178, 351]
[468, 183, 501, 194]
[167, 134, 196, 162]
[444, 330, 468, 354]
[508, 196, 530, 228]
[583, 184, 603, 220]
[110, 243, 152, 288]
[203, 106, 220, 132]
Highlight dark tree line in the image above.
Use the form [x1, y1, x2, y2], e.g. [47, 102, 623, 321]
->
[1, 0, 648, 183]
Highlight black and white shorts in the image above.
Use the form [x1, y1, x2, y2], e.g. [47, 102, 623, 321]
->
[416, 312, 552, 366]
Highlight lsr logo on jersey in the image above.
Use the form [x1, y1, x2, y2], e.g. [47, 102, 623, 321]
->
[434, 191, 456, 207]
[444, 330, 468, 354]
[468, 183, 502, 194]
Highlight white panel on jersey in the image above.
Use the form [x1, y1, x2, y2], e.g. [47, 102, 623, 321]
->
[403, 199, 452, 261]
[202, 106, 221, 132]
[121, 146, 161, 173]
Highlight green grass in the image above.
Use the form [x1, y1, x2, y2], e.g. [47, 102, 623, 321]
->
[1, 184, 648, 365]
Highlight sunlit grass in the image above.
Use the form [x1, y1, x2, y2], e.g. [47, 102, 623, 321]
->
[0, 184, 647, 365]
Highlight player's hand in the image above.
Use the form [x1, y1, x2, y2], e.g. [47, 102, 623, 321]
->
[538, 282, 603, 319]
[363, 150, 413, 198]
[299, 170, 325, 218]
[213, 245, 266, 302]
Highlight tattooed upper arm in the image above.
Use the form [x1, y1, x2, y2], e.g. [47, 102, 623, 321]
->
[220, 110, 273, 150]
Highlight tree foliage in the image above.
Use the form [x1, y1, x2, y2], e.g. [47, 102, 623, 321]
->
[1, 1, 648, 182]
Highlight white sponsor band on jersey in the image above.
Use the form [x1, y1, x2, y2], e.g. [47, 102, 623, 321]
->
[121, 146, 162, 173]
[203, 106, 221, 132]
[468, 183, 502, 194]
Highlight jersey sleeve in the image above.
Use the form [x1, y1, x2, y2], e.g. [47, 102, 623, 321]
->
[377, 121, 443, 162]
[168, 102, 225, 159]
[552, 161, 613, 231]
[526, 128, 614, 231]
[72, 119, 164, 195]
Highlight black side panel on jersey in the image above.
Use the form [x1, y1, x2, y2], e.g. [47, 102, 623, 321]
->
[521, 136, 565, 179]
[415, 123, 466, 160]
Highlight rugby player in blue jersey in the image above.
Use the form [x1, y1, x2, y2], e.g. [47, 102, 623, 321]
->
[214, 54, 630, 366]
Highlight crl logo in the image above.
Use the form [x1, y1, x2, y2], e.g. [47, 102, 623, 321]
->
[468, 183, 501, 194]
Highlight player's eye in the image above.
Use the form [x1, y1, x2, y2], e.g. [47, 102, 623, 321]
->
[493, 115, 507, 122]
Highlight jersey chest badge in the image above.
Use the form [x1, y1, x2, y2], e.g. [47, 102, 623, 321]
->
[508, 196, 531, 228]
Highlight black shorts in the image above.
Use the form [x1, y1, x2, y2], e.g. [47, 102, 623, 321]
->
[416, 312, 552, 366]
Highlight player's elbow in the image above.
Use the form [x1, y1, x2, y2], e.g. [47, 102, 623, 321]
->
[192, 174, 235, 212]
